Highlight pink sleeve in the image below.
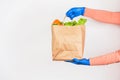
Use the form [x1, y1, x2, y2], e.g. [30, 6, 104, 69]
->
[84, 8, 120, 25]
[90, 50, 120, 66]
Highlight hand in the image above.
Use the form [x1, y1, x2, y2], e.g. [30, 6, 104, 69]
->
[66, 58, 90, 65]
[66, 7, 85, 20]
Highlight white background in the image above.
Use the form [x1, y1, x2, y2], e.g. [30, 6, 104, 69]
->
[0, 0, 120, 80]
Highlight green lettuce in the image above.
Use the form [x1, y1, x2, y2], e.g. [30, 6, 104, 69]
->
[63, 18, 87, 26]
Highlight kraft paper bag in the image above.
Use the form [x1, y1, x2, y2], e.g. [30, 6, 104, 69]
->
[51, 25, 85, 61]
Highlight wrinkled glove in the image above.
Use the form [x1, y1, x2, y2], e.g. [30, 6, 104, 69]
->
[66, 7, 85, 20]
[66, 58, 90, 66]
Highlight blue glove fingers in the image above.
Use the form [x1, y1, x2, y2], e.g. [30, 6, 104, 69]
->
[65, 58, 80, 64]
[72, 58, 80, 63]
[65, 58, 90, 66]
[65, 60, 73, 62]
[69, 58, 90, 65]
[66, 10, 75, 20]
[66, 7, 85, 19]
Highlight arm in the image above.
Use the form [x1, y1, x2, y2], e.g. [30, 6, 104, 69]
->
[84, 8, 120, 25]
[66, 7, 120, 25]
[66, 50, 120, 66]
[90, 50, 120, 66]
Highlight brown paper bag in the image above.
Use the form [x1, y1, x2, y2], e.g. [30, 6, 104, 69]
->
[51, 25, 85, 61]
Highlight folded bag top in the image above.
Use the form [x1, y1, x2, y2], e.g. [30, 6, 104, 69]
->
[51, 18, 86, 61]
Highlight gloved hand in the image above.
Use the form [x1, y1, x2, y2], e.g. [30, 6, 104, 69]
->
[66, 58, 90, 65]
[66, 7, 85, 20]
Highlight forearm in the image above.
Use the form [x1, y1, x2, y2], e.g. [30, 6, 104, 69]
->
[90, 50, 120, 66]
[84, 8, 120, 25]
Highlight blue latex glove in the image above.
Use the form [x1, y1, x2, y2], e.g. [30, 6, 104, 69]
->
[66, 58, 90, 65]
[66, 7, 85, 20]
